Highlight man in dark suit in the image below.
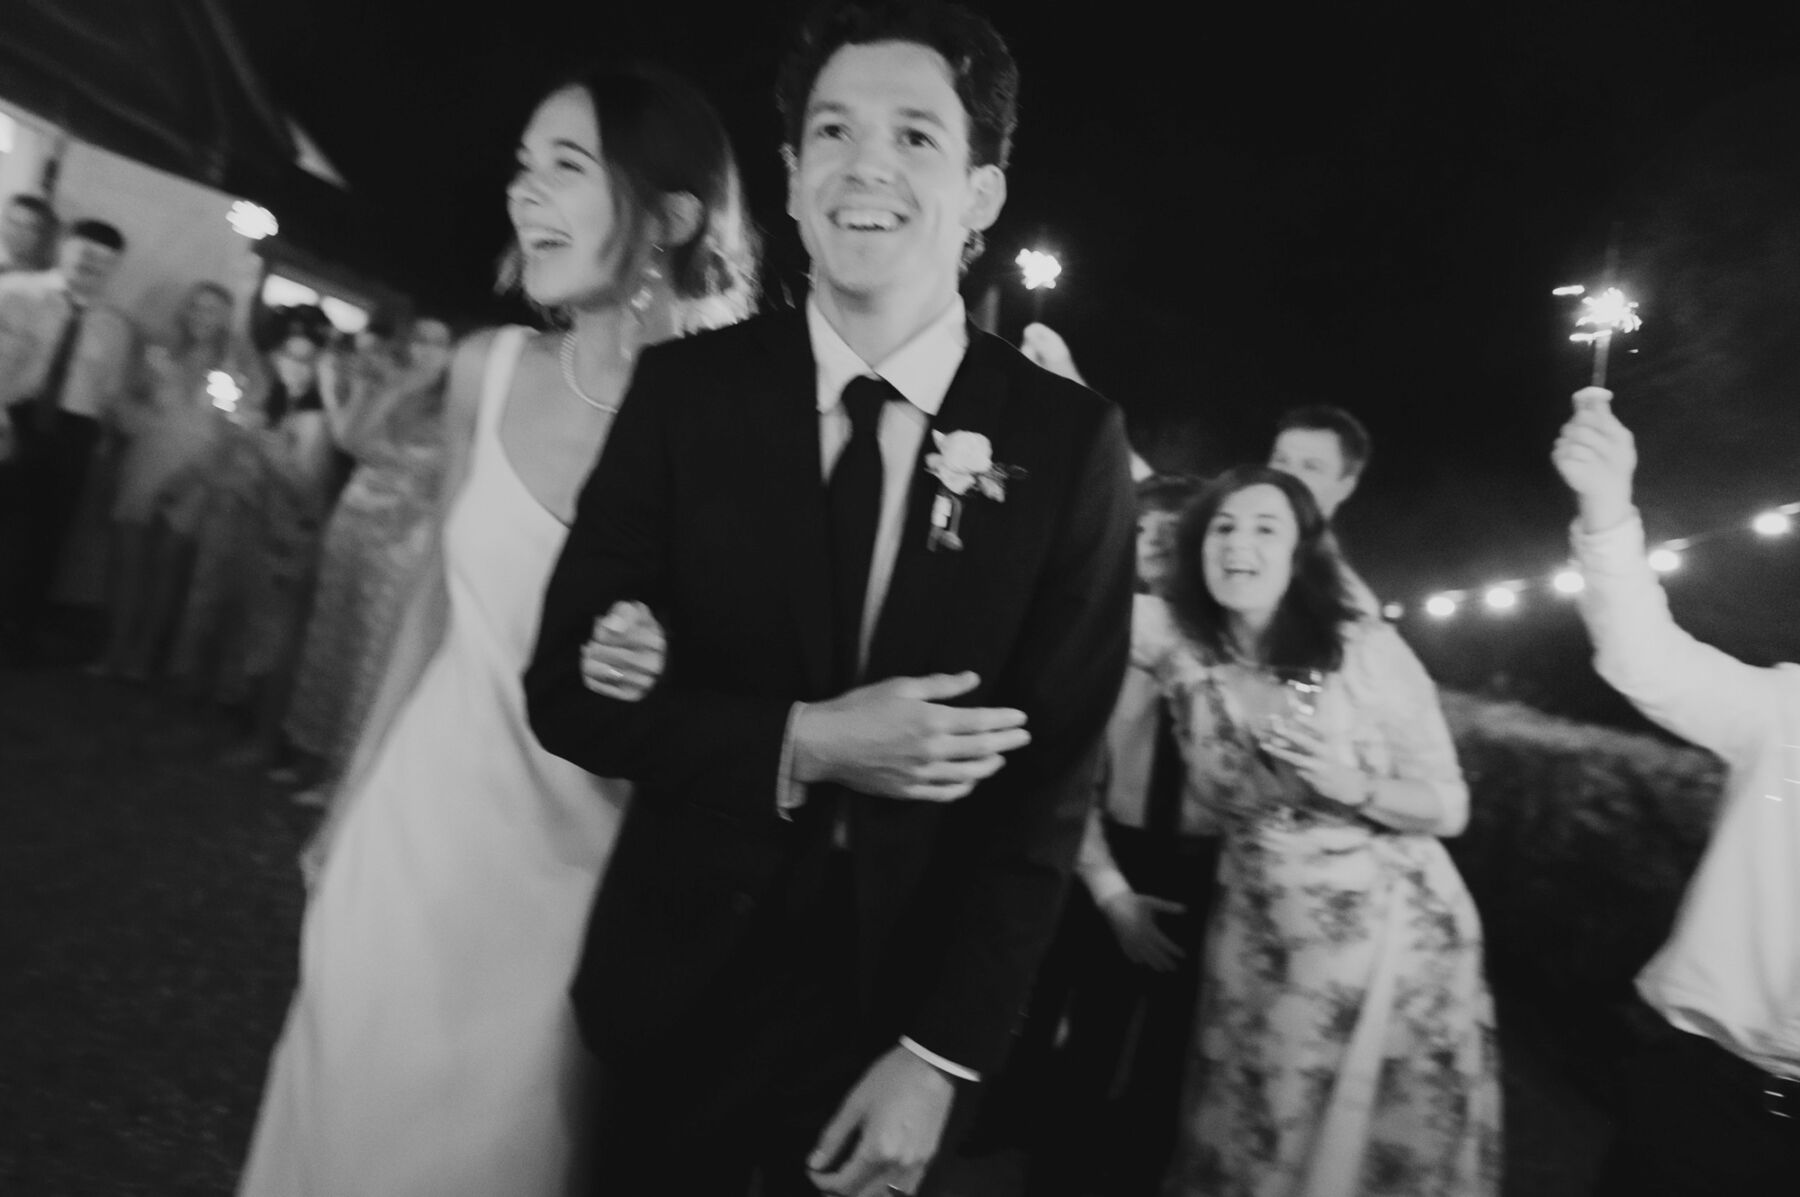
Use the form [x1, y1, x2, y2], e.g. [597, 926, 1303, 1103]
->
[524, 4, 1135, 1193]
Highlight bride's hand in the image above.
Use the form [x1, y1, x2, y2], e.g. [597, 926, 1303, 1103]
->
[580, 601, 667, 702]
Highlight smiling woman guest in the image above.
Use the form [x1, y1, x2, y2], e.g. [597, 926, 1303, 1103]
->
[1151, 465, 1501, 1197]
[237, 62, 756, 1197]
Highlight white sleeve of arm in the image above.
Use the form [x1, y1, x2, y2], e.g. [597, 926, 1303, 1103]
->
[1574, 513, 1776, 758]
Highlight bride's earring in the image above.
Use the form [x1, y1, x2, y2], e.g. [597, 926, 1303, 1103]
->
[621, 245, 665, 366]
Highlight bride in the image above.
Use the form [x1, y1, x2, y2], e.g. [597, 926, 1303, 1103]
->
[238, 62, 756, 1196]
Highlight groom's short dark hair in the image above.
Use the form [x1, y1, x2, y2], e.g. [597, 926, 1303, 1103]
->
[775, 0, 1021, 170]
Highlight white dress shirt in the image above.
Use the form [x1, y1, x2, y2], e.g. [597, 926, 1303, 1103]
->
[0, 270, 135, 420]
[778, 294, 981, 1083]
[807, 293, 965, 671]
[1575, 512, 1800, 1080]
[1076, 594, 1224, 907]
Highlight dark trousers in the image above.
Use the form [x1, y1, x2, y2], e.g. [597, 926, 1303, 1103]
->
[0, 402, 101, 641]
[1595, 1021, 1800, 1197]
[1020, 823, 1220, 1197]
[589, 849, 975, 1197]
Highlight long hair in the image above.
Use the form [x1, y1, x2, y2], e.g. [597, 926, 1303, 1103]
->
[171, 281, 236, 363]
[497, 62, 759, 329]
[1168, 465, 1361, 674]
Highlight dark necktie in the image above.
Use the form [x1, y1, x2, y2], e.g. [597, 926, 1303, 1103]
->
[33, 302, 85, 434]
[1144, 695, 1186, 839]
[827, 375, 895, 688]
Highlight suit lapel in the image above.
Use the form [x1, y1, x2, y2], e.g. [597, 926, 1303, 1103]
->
[753, 312, 836, 698]
[864, 327, 1010, 682]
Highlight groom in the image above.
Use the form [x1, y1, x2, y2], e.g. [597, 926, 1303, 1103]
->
[525, 3, 1135, 1192]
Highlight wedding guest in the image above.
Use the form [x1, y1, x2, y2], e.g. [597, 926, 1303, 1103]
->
[99, 281, 266, 679]
[1011, 471, 1216, 1197]
[239, 63, 756, 1197]
[283, 317, 455, 802]
[232, 318, 341, 766]
[1268, 403, 1379, 612]
[1155, 464, 1500, 1195]
[1554, 387, 1800, 1196]
[0, 193, 56, 274]
[165, 308, 323, 711]
[530, 5, 1136, 1194]
[0, 218, 134, 663]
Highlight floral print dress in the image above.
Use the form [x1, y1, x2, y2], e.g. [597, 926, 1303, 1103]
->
[1154, 618, 1502, 1197]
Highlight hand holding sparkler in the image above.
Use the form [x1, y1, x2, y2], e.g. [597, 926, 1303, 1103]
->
[1553, 387, 1637, 534]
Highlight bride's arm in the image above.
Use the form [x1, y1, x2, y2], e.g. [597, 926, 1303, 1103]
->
[299, 329, 496, 884]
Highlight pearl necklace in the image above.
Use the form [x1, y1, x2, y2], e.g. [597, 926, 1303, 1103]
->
[559, 331, 618, 415]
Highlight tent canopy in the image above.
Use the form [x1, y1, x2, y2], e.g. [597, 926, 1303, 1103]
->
[0, 0, 338, 196]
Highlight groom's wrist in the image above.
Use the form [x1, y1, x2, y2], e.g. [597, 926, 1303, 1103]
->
[790, 701, 835, 786]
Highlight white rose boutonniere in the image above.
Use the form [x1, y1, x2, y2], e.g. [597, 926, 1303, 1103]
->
[922, 430, 1024, 551]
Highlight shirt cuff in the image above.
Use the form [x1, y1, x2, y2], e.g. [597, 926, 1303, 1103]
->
[775, 702, 808, 821]
[1570, 509, 1644, 569]
[899, 1036, 981, 1083]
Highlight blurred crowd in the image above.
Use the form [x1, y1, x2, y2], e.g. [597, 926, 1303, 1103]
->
[0, 188, 453, 802]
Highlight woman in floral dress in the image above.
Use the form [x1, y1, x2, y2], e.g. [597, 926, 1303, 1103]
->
[283, 320, 453, 801]
[1154, 465, 1500, 1197]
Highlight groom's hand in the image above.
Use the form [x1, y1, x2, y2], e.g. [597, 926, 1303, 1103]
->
[807, 1045, 954, 1197]
[793, 672, 1030, 802]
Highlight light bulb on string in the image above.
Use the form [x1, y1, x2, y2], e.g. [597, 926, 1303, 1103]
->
[1381, 602, 1404, 622]
[1648, 547, 1682, 574]
[1753, 511, 1792, 537]
[1483, 585, 1520, 614]
[1552, 568, 1585, 596]
[1425, 594, 1459, 619]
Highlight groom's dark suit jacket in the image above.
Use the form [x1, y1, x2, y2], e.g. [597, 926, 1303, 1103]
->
[525, 307, 1135, 1078]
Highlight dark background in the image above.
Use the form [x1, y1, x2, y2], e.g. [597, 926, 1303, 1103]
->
[221, 0, 1800, 723]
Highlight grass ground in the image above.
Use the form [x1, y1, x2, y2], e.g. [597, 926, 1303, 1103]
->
[0, 662, 1611, 1195]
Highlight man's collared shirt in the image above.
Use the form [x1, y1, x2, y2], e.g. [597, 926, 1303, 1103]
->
[777, 294, 982, 1083]
[0, 270, 135, 420]
[808, 293, 966, 673]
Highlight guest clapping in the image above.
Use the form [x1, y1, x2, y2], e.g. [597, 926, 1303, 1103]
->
[1555, 388, 1800, 1197]
[1154, 465, 1500, 1195]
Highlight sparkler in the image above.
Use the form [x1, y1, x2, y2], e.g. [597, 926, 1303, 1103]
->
[1567, 285, 1641, 388]
[1017, 248, 1061, 321]
[1017, 249, 1061, 291]
[207, 370, 242, 415]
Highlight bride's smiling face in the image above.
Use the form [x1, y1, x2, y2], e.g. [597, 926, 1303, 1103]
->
[507, 86, 629, 309]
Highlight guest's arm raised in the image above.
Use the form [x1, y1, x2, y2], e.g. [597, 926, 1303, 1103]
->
[1554, 387, 1776, 760]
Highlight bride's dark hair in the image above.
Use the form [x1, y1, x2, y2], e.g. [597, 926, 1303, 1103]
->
[497, 62, 759, 329]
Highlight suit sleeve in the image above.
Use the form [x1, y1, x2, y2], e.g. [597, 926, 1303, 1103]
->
[906, 400, 1137, 1076]
[524, 347, 795, 820]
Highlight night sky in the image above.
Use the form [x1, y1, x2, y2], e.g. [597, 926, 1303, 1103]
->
[223, 0, 1800, 693]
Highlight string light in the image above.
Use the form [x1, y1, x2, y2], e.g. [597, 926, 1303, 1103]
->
[227, 200, 278, 240]
[1484, 585, 1520, 613]
[1391, 498, 1800, 624]
[1753, 511, 1792, 537]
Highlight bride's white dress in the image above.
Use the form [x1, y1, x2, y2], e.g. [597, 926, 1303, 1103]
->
[239, 327, 627, 1196]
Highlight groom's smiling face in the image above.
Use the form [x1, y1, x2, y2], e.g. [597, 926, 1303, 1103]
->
[788, 40, 1005, 310]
